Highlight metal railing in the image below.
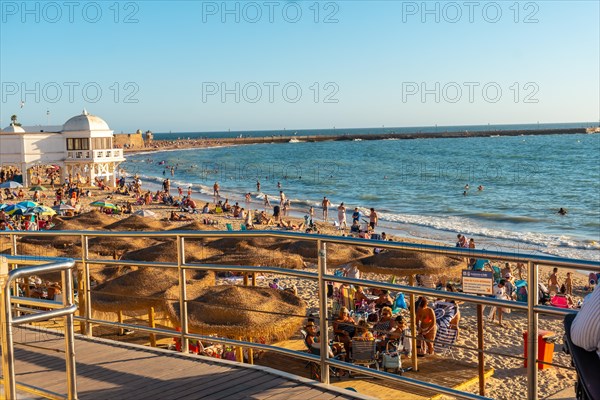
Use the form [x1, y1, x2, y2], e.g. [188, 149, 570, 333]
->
[1, 230, 598, 400]
[0, 254, 77, 400]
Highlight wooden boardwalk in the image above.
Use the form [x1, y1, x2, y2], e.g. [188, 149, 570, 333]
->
[2, 327, 373, 400]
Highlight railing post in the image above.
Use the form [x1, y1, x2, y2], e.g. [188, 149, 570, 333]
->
[0, 255, 17, 400]
[62, 268, 78, 399]
[477, 304, 485, 396]
[317, 239, 330, 384]
[149, 307, 156, 347]
[82, 235, 92, 337]
[177, 235, 189, 352]
[527, 261, 538, 400]
[409, 275, 418, 372]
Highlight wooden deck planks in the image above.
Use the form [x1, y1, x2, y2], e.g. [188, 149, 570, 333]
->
[2, 327, 366, 400]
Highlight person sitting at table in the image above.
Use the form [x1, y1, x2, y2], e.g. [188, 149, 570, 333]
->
[354, 320, 374, 340]
[375, 290, 394, 309]
[389, 315, 413, 357]
[333, 307, 356, 359]
[373, 306, 396, 339]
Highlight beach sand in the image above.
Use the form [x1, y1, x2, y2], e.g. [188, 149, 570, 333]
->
[1, 185, 593, 399]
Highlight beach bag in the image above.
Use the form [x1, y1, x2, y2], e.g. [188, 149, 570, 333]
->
[382, 341, 402, 371]
[393, 293, 408, 311]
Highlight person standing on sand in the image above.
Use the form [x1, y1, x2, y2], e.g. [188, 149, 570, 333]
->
[352, 207, 361, 224]
[565, 272, 573, 296]
[416, 297, 437, 356]
[548, 267, 559, 294]
[178, 187, 183, 197]
[309, 206, 314, 225]
[369, 208, 378, 230]
[264, 194, 271, 210]
[213, 182, 220, 200]
[187, 186, 192, 198]
[337, 203, 347, 230]
[322, 197, 331, 221]
[279, 190, 285, 206]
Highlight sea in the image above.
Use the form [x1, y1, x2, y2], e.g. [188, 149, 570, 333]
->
[121, 123, 600, 262]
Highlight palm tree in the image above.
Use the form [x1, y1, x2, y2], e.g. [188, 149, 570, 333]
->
[10, 114, 21, 126]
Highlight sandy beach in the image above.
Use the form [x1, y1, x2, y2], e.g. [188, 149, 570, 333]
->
[0, 183, 594, 400]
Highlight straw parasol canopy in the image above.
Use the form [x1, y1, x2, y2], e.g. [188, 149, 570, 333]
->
[201, 242, 305, 270]
[19, 214, 108, 248]
[164, 285, 306, 341]
[337, 249, 463, 276]
[120, 240, 222, 263]
[105, 214, 166, 231]
[266, 240, 372, 265]
[91, 267, 215, 312]
[70, 210, 116, 229]
[87, 236, 159, 257]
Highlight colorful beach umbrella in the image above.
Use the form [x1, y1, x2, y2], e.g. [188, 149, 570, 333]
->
[0, 181, 23, 189]
[27, 206, 56, 216]
[0, 204, 9, 211]
[29, 185, 47, 192]
[5, 204, 27, 215]
[89, 201, 117, 209]
[53, 204, 76, 211]
[17, 201, 39, 208]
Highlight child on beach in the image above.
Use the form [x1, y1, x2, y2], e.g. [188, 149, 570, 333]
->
[565, 272, 573, 296]
[548, 268, 559, 294]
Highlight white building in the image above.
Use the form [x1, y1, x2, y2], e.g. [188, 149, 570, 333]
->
[0, 110, 125, 187]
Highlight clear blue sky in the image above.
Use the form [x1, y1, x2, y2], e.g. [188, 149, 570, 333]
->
[1, 0, 598, 132]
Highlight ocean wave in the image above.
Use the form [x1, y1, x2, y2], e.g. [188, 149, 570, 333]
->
[464, 212, 543, 223]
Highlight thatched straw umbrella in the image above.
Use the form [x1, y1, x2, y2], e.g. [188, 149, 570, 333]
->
[19, 216, 102, 248]
[105, 215, 166, 231]
[69, 210, 116, 228]
[164, 285, 306, 342]
[337, 249, 463, 276]
[266, 240, 372, 265]
[120, 240, 222, 263]
[91, 267, 215, 312]
[201, 242, 304, 270]
[87, 236, 159, 257]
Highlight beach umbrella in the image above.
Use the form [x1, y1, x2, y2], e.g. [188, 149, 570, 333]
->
[163, 285, 306, 342]
[29, 185, 47, 192]
[133, 209, 157, 218]
[0, 181, 23, 189]
[89, 200, 117, 209]
[336, 249, 463, 276]
[201, 241, 305, 270]
[4, 204, 27, 215]
[91, 268, 215, 313]
[17, 200, 38, 208]
[27, 205, 56, 216]
[0, 204, 9, 211]
[105, 215, 166, 231]
[52, 204, 76, 211]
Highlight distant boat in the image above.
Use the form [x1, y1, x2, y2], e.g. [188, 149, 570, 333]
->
[289, 138, 300, 143]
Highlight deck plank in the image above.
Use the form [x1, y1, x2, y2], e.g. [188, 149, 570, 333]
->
[1, 327, 366, 400]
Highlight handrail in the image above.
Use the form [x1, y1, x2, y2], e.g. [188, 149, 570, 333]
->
[1, 230, 599, 400]
[0, 256, 77, 400]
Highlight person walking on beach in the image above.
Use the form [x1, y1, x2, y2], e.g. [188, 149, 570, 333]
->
[369, 208, 378, 230]
[322, 197, 331, 221]
[178, 187, 183, 198]
[337, 203, 347, 230]
[548, 267, 559, 294]
[187, 186, 192, 198]
[213, 182, 220, 201]
[309, 206, 314, 225]
[264, 194, 271, 210]
[279, 191, 286, 206]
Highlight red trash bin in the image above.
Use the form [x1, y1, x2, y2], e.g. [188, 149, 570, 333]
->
[523, 330, 555, 370]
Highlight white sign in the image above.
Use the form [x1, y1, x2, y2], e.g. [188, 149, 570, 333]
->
[462, 270, 494, 295]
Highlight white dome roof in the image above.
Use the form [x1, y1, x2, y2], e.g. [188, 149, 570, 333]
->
[62, 109, 110, 132]
[1, 124, 26, 133]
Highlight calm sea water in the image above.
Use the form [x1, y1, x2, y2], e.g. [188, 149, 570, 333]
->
[122, 131, 600, 261]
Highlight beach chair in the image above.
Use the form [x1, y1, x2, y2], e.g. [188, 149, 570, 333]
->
[350, 339, 379, 372]
[491, 265, 502, 282]
[515, 280, 528, 302]
[240, 224, 247, 231]
[226, 223, 233, 231]
[433, 325, 459, 358]
[472, 259, 488, 271]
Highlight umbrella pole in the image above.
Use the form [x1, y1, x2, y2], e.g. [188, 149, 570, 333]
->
[409, 274, 418, 372]
[118, 310, 124, 336]
[243, 273, 249, 286]
[251, 272, 256, 286]
[236, 337, 244, 363]
[149, 307, 156, 347]
[248, 340, 254, 364]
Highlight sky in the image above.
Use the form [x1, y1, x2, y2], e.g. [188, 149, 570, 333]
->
[1, 0, 599, 132]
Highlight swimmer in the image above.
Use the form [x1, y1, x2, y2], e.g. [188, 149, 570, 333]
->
[558, 208, 567, 215]
[478, 185, 484, 191]
[463, 191, 467, 196]
[464, 184, 470, 190]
